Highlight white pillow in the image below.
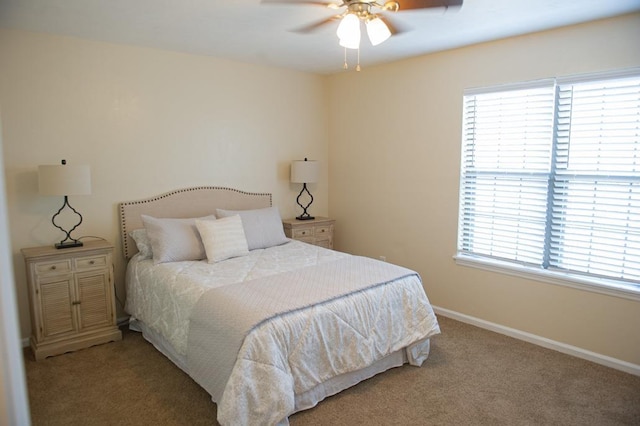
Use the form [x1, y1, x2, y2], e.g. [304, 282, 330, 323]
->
[215, 206, 288, 251]
[196, 215, 249, 263]
[129, 228, 152, 260]
[141, 214, 216, 264]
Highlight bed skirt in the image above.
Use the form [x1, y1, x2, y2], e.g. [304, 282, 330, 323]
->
[129, 318, 431, 420]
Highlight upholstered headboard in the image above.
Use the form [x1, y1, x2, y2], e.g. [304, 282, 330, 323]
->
[119, 186, 272, 259]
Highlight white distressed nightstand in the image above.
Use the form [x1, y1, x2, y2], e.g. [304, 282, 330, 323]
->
[282, 217, 335, 249]
[21, 240, 122, 360]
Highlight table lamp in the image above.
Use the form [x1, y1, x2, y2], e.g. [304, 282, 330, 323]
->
[38, 159, 91, 249]
[291, 158, 319, 221]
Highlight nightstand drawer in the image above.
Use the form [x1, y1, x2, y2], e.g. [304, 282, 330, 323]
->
[314, 225, 331, 238]
[292, 227, 314, 238]
[35, 260, 71, 276]
[75, 255, 108, 271]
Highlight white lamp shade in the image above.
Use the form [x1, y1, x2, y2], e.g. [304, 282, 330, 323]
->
[366, 16, 391, 46]
[337, 14, 361, 50]
[291, 160, 319, 184]
[38, 164, 91, 196]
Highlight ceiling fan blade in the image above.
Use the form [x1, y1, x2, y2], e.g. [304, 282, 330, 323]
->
[292, 15, 341, 33]
[395, 0, 463, 11]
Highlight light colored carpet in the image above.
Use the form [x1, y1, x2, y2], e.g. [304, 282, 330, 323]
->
[24, 316, 640, 425]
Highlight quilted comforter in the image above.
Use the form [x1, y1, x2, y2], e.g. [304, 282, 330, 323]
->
[125, 240, 440, 425]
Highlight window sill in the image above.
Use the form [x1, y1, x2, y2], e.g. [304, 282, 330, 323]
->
[453, 254, 640, 302]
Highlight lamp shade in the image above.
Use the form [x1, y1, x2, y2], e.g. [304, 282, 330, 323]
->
[38, 164, 91, 196]
[291, 159, 319, 184]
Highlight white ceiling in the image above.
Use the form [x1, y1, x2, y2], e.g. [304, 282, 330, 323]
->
[1, 0, 639, 74]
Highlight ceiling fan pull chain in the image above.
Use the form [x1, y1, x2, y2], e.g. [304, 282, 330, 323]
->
[356, 47, 361, 72]
[343, 47, 348, 70]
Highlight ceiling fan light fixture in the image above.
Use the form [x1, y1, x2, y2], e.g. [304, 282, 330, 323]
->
[337, 13, 361, 49]
[366, 16, 391, 46]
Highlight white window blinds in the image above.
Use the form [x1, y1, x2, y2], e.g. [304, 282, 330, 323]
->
[550, 76, 640, 282]
[459, 82, 555, 266]
[458, 70, 640, 289]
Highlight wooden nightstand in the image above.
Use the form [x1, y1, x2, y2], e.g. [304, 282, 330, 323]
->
[282, 217, 335, 249]
[21, 240, 122, 360]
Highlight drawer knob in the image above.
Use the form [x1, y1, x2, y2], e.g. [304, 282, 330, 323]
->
[50, 265, 56, 270]
[89, 260, 95, 265]
[320, 229, 325, 233]
[72, 301, 81, 306]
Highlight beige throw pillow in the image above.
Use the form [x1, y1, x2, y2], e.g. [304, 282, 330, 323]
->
[196, 215, 250, 263]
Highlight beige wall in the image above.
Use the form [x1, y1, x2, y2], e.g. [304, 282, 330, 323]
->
[327, 13, 640, 365]
[0, 29, 329, 339]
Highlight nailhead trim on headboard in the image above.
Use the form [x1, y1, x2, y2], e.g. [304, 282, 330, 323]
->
[119, 186, 272, 259]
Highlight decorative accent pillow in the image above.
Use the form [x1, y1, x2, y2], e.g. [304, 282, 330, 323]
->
[196, 215, 249, 263]
[129, 228, 152, 260]
[141, 214, 216, 264]
[215, 206, 288, 251]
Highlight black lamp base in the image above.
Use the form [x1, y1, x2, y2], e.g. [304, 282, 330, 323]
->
[55, 240, 83, 249]
[51, 195, 84, 250]
[295, 183, 315, 222]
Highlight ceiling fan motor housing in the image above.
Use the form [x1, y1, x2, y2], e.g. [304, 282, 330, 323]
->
[343, 1, 400, 16]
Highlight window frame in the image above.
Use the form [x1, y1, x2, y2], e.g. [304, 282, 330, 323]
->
[455, 68, 640, 302]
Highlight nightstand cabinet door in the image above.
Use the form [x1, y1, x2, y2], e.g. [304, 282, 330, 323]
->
[76, 269, 113, 330]
[37, 275, 76, 339]
[22, 240, 122, 361]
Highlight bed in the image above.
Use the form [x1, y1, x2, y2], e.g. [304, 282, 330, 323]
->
[120, 186, 440, 425]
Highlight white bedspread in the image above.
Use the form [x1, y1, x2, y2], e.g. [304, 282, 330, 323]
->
[125, 241, 440, 425]
[126, 240, 349, 356]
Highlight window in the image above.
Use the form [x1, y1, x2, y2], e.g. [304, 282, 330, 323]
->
[457, 69, 640, 298]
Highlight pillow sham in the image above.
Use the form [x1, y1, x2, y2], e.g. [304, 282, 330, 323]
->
[196, 215, 249, 263]
[141, 214, 216, 264]
[129, 228, 152, 260]
[215, 206, 288, 251]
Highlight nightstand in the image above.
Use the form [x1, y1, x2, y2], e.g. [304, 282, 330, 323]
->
[21, 240, 122, 360]
[282, 217, 335, 249]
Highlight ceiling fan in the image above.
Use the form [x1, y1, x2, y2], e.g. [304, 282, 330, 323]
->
[262, 0, 463, 70]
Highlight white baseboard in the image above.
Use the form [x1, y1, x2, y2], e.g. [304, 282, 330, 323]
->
[432, 306, 640, 377]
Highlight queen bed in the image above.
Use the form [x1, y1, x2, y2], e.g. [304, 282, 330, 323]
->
[120, 186, 440, 425]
